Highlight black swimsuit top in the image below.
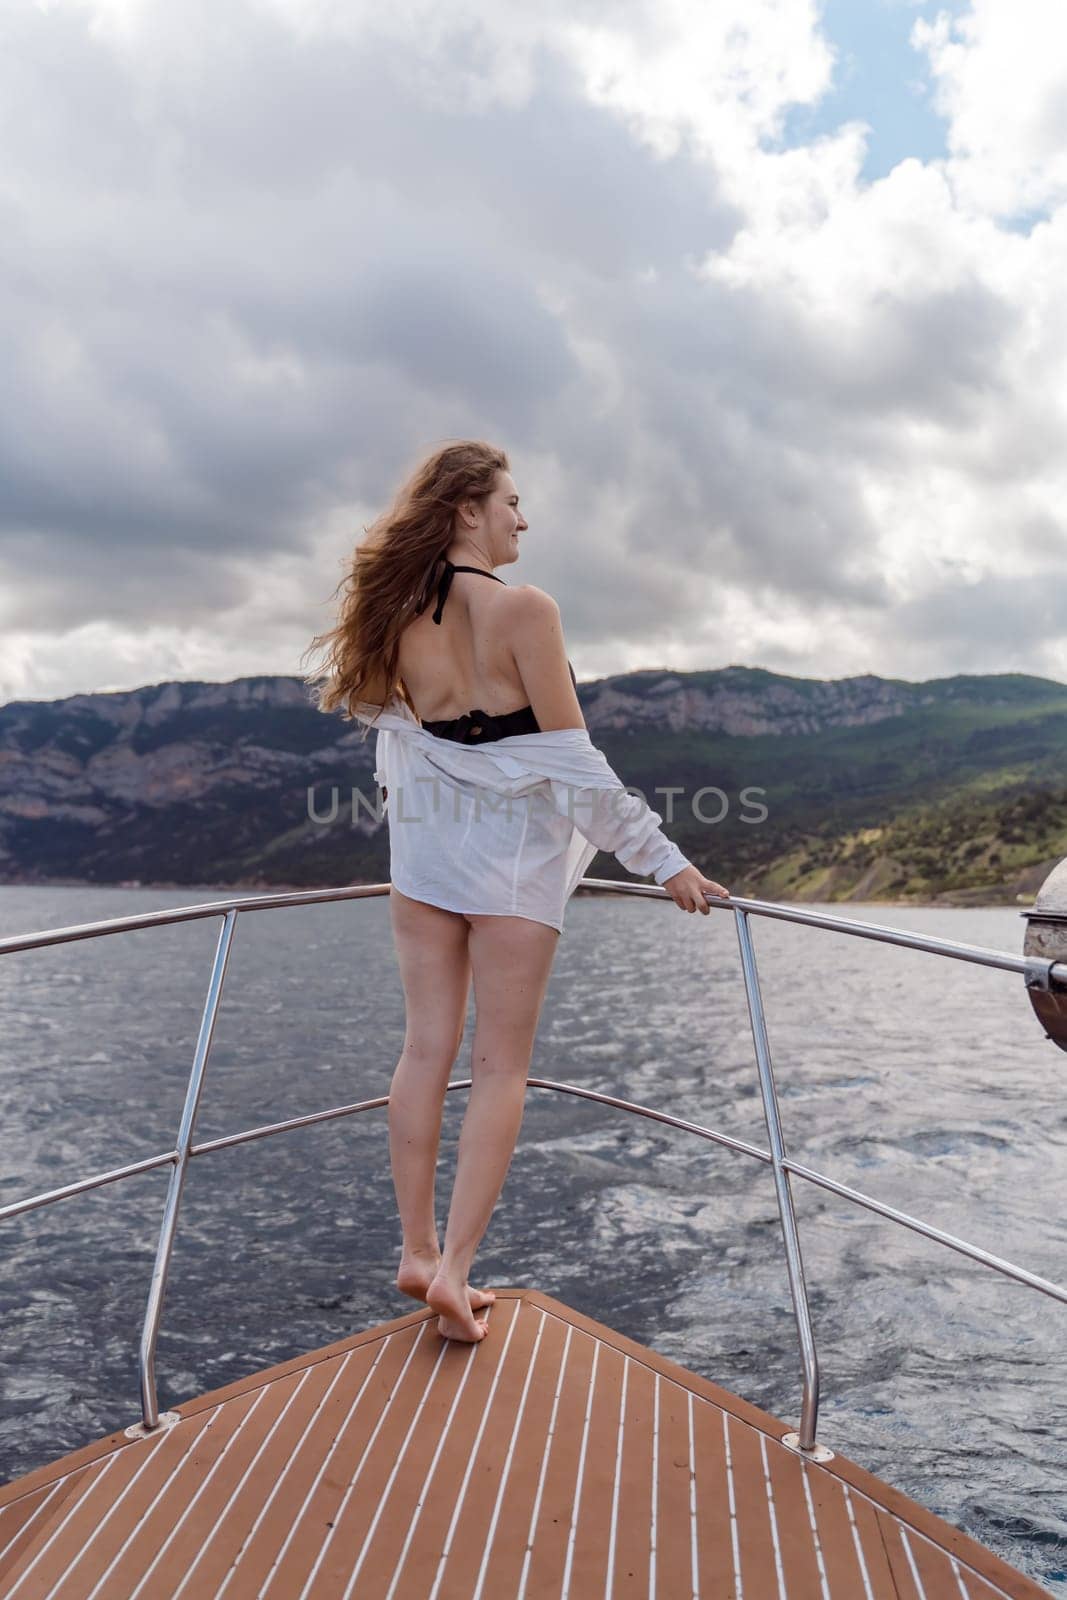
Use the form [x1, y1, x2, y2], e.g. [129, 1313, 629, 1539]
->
[415, 559, 577, 745]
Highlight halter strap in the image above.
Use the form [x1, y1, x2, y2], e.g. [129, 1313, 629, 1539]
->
[418, 558, 505, 625]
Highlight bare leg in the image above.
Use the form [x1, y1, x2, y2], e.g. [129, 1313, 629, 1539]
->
[426, 912, 560, 1341]
[387, 887, 494, 1311]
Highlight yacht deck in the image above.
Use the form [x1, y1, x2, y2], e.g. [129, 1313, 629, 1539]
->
[0, 1288, 1048, 1599]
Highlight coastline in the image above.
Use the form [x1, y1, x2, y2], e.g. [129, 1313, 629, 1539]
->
[0, 874, 1036, 909]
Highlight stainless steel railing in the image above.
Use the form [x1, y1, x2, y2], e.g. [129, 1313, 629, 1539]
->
[2, 881, 1066, 1455]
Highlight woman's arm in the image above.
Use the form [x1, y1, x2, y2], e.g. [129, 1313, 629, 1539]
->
[549, 744, 692, 884]
[507, 587, 586, 732]
[555, 750, 731, 912]
[510, 587, 729, 905]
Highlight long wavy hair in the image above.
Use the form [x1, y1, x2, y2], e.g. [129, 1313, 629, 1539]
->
[302, 440, 510, 738]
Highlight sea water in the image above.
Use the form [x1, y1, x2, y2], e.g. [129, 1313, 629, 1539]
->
[0, 886, 1063, 1591]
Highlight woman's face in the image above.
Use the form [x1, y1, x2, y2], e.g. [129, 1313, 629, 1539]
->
[474, 471, 528, 565]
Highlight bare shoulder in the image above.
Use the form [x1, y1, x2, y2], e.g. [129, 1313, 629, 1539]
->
[502, 583, 561, 623]
[501, 584, 566, 655]
[504, 581, 557, 605]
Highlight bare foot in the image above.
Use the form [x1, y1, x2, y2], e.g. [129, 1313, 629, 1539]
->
[396, 1252, 495, 1313]
[426, 1269, 489, 1342]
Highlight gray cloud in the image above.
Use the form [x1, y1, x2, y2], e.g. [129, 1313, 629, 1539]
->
[0, 1, 735, 632]
[892, 570, 1067, 675]
[0, 0, 1064, 701]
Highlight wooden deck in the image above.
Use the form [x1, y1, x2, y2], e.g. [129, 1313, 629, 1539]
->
[0, 1288, 1050, 1599]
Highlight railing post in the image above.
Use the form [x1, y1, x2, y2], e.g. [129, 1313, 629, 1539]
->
[733, 908, 830, 1459]
[130, 909, 240, 1434]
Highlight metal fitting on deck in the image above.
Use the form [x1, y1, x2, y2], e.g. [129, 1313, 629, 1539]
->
[1023, 855, 1067, 1050]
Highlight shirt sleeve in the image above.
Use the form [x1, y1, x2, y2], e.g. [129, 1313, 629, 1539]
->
[547, 747, 693, 885]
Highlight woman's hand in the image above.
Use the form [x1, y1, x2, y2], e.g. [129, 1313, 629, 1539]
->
[662, 864, 731, 914]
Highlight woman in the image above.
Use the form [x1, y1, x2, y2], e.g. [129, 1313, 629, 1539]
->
[305, 441, 729, 1343]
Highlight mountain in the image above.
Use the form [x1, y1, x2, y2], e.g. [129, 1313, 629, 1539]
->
[0, 676, 382, 890]
[1, 667, 1066, 902]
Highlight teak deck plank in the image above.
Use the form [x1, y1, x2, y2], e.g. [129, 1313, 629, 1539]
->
[726, 1407, 787, 1596]
[0, 1476, 87, 1589]
[143, 1366, 308, 1596]
[877, 1504, 1016, 1600]
[810, 1471, 897, 1598]
[563, 1337, 625, 1598]
[397, 1295, 544, 1599]
[305, 1313, 498, 1596]
[250, 1330, 415, 1596]
[73, 1388, 261, 1598]
[653, 1371, 699, 1599]
[767, 1420, 844, 1593]
[173, 1350, 354, 1595]
[690, 1376, 737, 1596]
[611, 1351, 658, 1597]
[475, 1306, 572, 1598]
[521, 1312, 598, 1598]
[0, 1288, 1052, 1599]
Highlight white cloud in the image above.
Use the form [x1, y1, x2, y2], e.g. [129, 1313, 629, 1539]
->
[560, 0, 834, 169]
[913, 0, 1067, 219]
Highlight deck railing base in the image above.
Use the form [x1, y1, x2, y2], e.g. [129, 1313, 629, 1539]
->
[780, 1431, 836, 1462]
[123, 1411, 180, 1441]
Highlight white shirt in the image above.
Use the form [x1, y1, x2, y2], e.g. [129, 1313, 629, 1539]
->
[354, 697, 693, 933]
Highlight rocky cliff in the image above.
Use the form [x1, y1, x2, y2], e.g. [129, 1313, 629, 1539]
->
[2, 667, 1065, 898]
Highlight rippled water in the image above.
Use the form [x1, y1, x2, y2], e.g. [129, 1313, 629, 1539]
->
[0, 885, 1064, 1592]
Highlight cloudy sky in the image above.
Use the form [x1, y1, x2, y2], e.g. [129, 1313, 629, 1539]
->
[2, 0, 1066, 705]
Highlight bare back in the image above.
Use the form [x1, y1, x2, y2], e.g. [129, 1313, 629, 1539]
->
[398, 570, 584, 732]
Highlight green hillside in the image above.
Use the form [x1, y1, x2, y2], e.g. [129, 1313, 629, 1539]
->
[1, 669, 1065, 900]
[589, 673, 1067, 903]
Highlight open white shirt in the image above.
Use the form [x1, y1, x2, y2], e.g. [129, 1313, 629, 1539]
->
[354, 697, 693, 933]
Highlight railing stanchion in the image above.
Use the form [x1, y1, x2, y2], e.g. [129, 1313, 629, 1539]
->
[135, 909, 239, 1432]
[734, 907, 823, 1455]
